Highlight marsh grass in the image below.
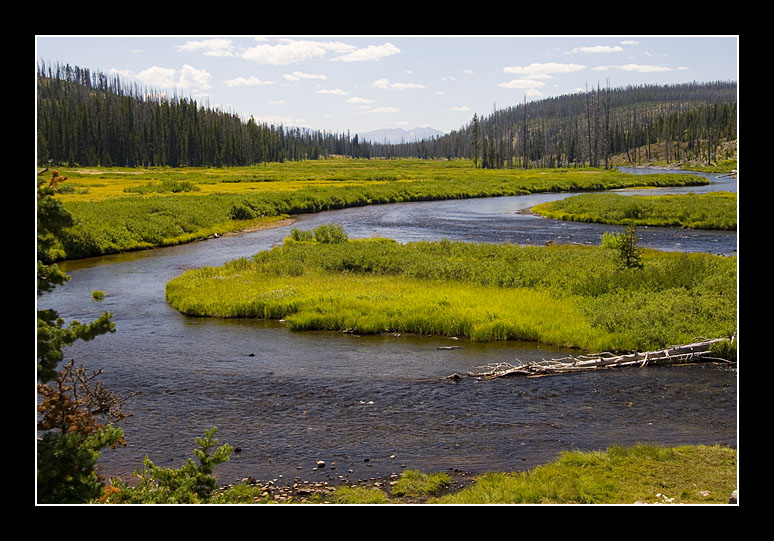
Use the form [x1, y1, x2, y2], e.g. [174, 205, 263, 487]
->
[389, 470, 452, 499]
[49, 159, 708, 260]
[430, 444, 737, 504]
[532, 191, 736, 230]
[166, 237, 736, 352]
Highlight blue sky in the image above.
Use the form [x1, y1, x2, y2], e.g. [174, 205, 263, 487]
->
[35, 35, 738, 136]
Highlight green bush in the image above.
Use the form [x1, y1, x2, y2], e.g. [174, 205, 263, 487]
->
[37, 426, 125, 504]
[290, 227, 314, 242]
[103, 427, 233, 504]
[313, 223, 348, 243]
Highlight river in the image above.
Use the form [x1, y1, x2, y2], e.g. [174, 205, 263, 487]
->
[43, 168, 738, 485]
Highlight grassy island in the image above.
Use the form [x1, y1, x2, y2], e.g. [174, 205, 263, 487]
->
[532, 191, 737, 230]
[166, 233, 736, 353]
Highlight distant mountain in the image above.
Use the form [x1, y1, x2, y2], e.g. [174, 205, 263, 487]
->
[357, 127, 444, 144]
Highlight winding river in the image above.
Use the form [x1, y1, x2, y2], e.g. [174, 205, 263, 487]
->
[44, 168, 738, 485]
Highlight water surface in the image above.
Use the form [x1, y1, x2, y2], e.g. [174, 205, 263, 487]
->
[47, 169, 738, 484]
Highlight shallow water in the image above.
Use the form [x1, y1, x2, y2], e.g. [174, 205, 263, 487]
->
[47, 169, 738, 484]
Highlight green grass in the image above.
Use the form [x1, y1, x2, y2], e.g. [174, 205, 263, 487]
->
[431, 444, 737, 504]
[532, 191, 737, 230]
[322, 486, 391, 504]
[46, 159, 709, 260]
[390, 470, 451, 499]
[166, 237, 737, 353]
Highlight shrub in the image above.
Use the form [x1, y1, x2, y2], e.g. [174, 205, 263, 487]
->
[102, 427, 233, 504]
[290, 227, 314, 242]
[313, 223, 348, 244]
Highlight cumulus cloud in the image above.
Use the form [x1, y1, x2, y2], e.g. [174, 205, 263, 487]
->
[498, 79, 547, 89]
[503, 62, 586, 75]
[593, 64, 689, 72]
[224, 75, 276, 87]
[316, 88, 348, 95]
[331, 42, 400, 62]
[571, 45, 624, 53]
[347, 97, 374, 104]
[372, 78, 425, 90]
[127, 64, 213, 93]
[450, 105, 470, 111]
[135, 66, 177, 88]
[283, 71, 327, 82]
[176, 39, 238, 57]
[362, 106, 400, 113]
[177, 64, 212, 90]
[242, 38, 355, 65]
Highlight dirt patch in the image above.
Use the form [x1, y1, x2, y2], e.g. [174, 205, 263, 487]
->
[221, 217, 297, 237]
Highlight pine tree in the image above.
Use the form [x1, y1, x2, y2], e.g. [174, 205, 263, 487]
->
[37, 170, 126, 503]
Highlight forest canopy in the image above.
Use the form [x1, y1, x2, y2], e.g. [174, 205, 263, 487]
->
[36, 62, 737, 169]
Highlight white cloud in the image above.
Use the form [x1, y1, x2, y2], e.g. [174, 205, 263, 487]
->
[242, 39, 355, 65]
[372, 78, 425, 90]
[620, 40, 639, 45]
[178, 64, 212, 91]
[571, 45, 624, 53]
[593, 64, 680, 72]
[450, 105, 470, 111]
[136, 66, 177, 88]
[463, 69, 474, 75]
[363, 106, 400, 114]
[283, 71, 327, 82]
[347, 97, 374, 104]
[224, 75, 276, 87]
[128, 64, 212, 93]
[503, 62, 586, 75]
[250, 114, 306, 126]
[316, 88, 348, 95]
[176, 39, 238, 57]
[525, 88, 544, 98]
[332, 42, 400, 62]
[498, 79, 547, 89]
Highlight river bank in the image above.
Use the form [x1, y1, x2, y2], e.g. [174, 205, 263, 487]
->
[209, 443, 737, 505]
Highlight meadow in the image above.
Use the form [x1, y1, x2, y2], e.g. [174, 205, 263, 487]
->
[165, 234, 737, 353]
[531, 191, 737, 230]
[46, 159, 709, 260]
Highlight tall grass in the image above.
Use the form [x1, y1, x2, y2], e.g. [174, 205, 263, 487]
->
[431, 444, 737, 504]
[166, 237, 737, 352]
[532, 191, 737, 230]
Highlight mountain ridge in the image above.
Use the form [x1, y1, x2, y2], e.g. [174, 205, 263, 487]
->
[357, 126, 444, 144]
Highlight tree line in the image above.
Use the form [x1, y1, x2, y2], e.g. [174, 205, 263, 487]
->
[37, 62, 737, 168]
[459, 80, 737, 169]
[36, 62, 372, 167]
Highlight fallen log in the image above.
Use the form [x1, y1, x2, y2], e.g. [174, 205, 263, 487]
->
[462, 336, 735, 380]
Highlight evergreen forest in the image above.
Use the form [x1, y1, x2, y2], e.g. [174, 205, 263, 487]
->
[37, 62, 737, 169]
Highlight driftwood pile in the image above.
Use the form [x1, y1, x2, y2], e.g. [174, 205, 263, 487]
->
[454, 336, 735, 380]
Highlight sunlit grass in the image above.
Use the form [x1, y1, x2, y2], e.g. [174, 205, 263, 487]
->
[532, 191, 737, 230]
[46, 159, 709, 260]
[430, 444, 737, 504]
[166, 237, 736, 352]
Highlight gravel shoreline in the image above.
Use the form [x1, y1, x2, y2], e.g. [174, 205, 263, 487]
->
[218, 468, 478, 503]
